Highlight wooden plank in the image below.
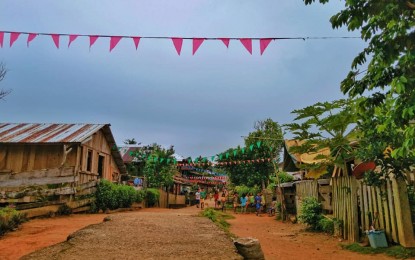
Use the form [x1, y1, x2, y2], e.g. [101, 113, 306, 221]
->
[0, 167, 75, 181]
[375, 186, 385, 230]
[351, 177, 359, 242]
[391, 177, 415, 247]
[367, 186, 373, 228]
[387, 180, 398, 243]
[0, 176, 79, 188]
[362, 184, 369, 231]
[381, 183, 392, 242]
[371, 186, 378, 228]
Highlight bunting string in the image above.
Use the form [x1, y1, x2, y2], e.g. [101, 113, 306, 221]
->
[0, 30, 360, 55]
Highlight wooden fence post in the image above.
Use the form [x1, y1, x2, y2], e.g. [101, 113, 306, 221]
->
[391, 177, 415, 247]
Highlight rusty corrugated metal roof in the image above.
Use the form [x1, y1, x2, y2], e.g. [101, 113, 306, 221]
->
[0, 123, 106, 143]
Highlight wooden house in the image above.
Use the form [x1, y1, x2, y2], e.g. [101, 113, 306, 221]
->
[0, 123, 126, 215]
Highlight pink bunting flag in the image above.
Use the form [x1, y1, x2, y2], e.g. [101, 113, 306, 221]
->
[109, 36, 122, 52]
[51, 34, 60, 49]
[132, 37, 141, 50]
[219, 38, 230, 48]
[10, 32, 21, 47]
[171, 38, 183, 55]
[260, 38, 272, 55]
[27, 33, 37, 47]
[0, 32, 4, 48]
[192, 38, 204, 55]
[240, 38, 252, 54]
[89, 35, 99, 49]
[68, 35, 78, 48]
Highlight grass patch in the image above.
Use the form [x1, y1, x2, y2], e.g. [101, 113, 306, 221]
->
[200, 208, 235, 236]
[0, 207, 27, 236]
[342, 243, 415, 259]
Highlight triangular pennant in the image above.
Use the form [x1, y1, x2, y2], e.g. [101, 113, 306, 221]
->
[51, 34, 60, 49]
[167, 159, 171, 164]
[132, 37, 141, 50]
[211, 156, 215, 161]
[270, 147, 273, 152]
[0, 32, 4, 48]
[225, 152, 229, 159]
[129, 151, 133, 156]
[240, 38, 252, 54]
[89, 35, 99, 49]
[173, 158, 177, 164]
[241, 148, 245, 154]
[219, 38, 230, 48]
[68, 35, 78, 48]
[256, 141, 261, 148]
[10, 32, 21, 47]
[233, 150, 237, 157]
[109, 36, 122, 52]
[27, 33, 37, 47]
[260, 38, 272, 55]
[219, 154, 223, 160]
[153, 157, 158, 162]
[188, 158, 192, 163]
[171, 38, 183, 55]
[192, 38, 204, 55]
[203, 157, 207, 162]
[160, 158, 165, 163]
[249, 144, 254, 151]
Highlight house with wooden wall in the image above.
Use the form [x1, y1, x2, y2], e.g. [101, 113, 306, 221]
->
[0, 123, 126, 215]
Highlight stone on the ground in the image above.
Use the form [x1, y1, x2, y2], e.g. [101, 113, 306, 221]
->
[234, 237, 265, 260]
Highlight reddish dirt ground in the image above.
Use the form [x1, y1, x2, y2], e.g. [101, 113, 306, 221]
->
[228, 210, 392, 260]
[0, 206, 393, 260]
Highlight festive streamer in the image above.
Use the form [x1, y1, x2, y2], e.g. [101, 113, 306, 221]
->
[132, 37, 141, 50]
[27, 33, 37, 47]
[220, 38, 230, 48]
[51, 34, 60, 48]
[110, 36, 122, 52]
[68, 35, 78, 47]
[240, 38, 252, 54]
[171, 37, 183, 55]
[89, 35, 99, 49]
[260, 38, 272, 55]
[10, 32, 20, 47]
[0, 32, 4, 48]
[192, 38, 204, 55]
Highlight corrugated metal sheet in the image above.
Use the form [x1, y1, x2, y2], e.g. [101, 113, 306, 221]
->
[0, 123, 107, 143]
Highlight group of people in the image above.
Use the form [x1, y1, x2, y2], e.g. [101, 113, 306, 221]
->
[193, 187, 277, 217]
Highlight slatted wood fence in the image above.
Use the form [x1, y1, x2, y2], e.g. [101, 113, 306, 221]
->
[333, 175, 415, 247]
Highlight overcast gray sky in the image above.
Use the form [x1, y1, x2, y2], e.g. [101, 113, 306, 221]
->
[0, 0, 365, 159]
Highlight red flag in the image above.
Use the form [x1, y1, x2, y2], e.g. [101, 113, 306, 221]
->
[171, 38, 183, 55]
[68, 35, 78, 48]
[110, 36, 122, 52]
[132, 37, 141, 50]
[27, 33, 37, 47]
[0, 32, 4, 48]
[240, 38, 252, 54]
[192, 38, 204, 55]
[51, 34, 60, 49]
[89, 35, 99, 49]
[260, 38, 272, 55]
[10, 32, 21, 47]
[219, 38, 230, 48]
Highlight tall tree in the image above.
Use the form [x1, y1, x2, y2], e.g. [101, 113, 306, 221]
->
[304, 1, 415, 178]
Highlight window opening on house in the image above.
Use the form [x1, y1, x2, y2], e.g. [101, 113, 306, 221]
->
[86, 150, 93, 172]
[98, 155, 105, 178]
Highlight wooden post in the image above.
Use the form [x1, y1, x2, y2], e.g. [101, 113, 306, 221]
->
[391, 177, 415, 247]
[387, 180, 398, 243]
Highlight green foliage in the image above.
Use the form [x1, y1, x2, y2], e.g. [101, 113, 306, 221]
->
[277, 171, 294, 184]
[234, 185, 260, 196]
[135, 190, 145, 203]
[303, 0, 415, 179]
[298, 197, 323, 230]
[146, 188, 160, 207]
[363, 171, 383, 187]
[200, 208, 235, 234]
[284, 98, 359, 175]
[56, 204, 72, 216]
[218, 119, 284, 187]
[95, 180, 143, 211]
[342, 243, 415, 259]
[142, 144, 177, 188]
[318, 217, 334, 234]
[0, 207, 27, 236]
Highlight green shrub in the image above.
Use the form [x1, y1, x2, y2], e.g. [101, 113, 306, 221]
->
[135, 190, 145, 203]
[277, 171, 294, 184]
[200, 208, 234, 233]
[0, 207, 27, 236]
[318, 217, 334, 234]
[146, 188, 160, 207]
[57, 204, 72, 216]
[95, 180, 142, 211]
[298, 197, 323, 230]
[234, 185, 260, 196]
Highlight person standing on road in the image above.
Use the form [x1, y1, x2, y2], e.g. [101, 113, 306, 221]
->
[233, 192, 239, 214]
[255, 192, 262, 216]
[200, 188, 207, 210]
[213, 190, 219, 208]
[240, 193, 247, 214]
[220, 191, 227, 212]
[195, 189, 201, 208]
